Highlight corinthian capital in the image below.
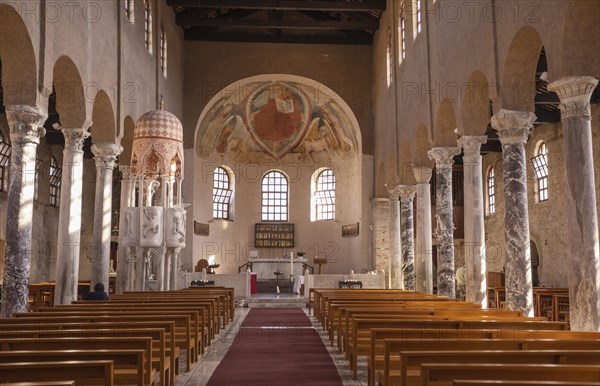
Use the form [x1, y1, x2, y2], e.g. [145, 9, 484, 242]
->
[548, 76, 599, 120]
[92, 144, 123, 170]
[397, 185, 417, 204]
[490, 109, 537, 145]
[412, 165, 433, 184]
[428, 147, 461, 167]
[5, 105, 48, 145]
[61, 127, 91, 151]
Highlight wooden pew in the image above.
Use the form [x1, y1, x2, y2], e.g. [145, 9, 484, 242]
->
[347, 318, 568, 379]
[14, 309, 196, 374]
[0, 360, 114, 386]
[420, 364, 600, 385]
[453, 381, 600, 386]
[0, 328, 168, 386]
[0, 337, 156, 385]
[380, 338, 600, 386]
[384, 350, 600, 386]
[0, 350, 145, 386]
[0, 382, 77, 386]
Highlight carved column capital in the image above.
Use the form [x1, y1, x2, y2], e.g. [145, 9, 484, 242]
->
[387, 184, 402, 199]
[397, 185, 417, 204]
[60, 127, 91, 151]
[119, 165, 132, 180]
[459, 135, 487, 163]
[491, 109, 536, 145]
[92, 144, 123, 170]
[5, 105, 47, 145]
[428, 147, 461, 167]
[412, 165, 433, 184]
[548, 76, 599, 120]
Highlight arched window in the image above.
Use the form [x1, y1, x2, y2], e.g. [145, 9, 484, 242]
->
[386, 27, 392, 87]
[486, 167, 496, 215]
[49, 157, 61, 207]
[261, 171, 288, 222]
[399, 7, 406, 60]
[314, 169, 336, 221]
[0, 132, 11, 192]
[144, 0, 153, 53]
[34, 158, 41, 201]
[416, 0, 422, 34]
[213, 167, 233, 220]
[532, 142, 549, 202]
[124, 0, 135, 22]
[160, 25, 167, 77]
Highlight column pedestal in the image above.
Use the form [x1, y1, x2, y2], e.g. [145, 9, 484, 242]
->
[0, 105, 47, 317]
[90, 144, 122, 293]
[491, 109, 536, 316]
[458, 135, 488, 307]
[549, 76, 600, 331]
[428, 147, 461, 298]
[413, 166, 433, 294]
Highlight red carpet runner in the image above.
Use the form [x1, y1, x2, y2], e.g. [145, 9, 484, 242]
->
[206, 308, 343, 385]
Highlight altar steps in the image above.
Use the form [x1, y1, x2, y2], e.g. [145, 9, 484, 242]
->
[247, 296, 307, 308]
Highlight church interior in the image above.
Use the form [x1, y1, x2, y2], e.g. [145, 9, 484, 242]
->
[0, 0, 599, 385]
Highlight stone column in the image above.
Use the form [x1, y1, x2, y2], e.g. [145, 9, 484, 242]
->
[491, 109, 536, 317]
[548, 76, 600, 331]
[90, 144, 122, 293]
[413, 165, 434, 294]
[458, 135, 488, 306]
[171, 247, 181, 290]
[428, 147, 461, 298]
[116, 166, 133, 294]
[372, 198, 390, 281]
[54, 127, 91, 305]
[398, 185, 417, 291]
[388, 187, 402, 289]
[0, 105, 47, 317]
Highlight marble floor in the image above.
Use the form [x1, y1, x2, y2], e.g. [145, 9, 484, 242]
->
[174, 298, 366, 386]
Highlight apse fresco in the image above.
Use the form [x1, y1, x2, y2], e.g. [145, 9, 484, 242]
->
[198, 79, 359, 162]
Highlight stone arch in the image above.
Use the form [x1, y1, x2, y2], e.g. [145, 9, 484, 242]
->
[119, 116, 135, 165]
[501, 26, 543, 111]
[0, 4, 37, 106]
[194, 74, 362, 162]
[460, 70, 490, 136]
[90, 90, 117, 144]
[560, 1, 600, 78]
[52, 56, 87, 128]
[414, 123, 433, 167]
[433, 98, 458, 146]
[386, 154, 397, 188]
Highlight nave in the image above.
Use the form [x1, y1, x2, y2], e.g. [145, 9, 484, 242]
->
[2, 286, 598, 385]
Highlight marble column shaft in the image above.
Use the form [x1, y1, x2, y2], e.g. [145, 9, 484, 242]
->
[398, 185, 417, 291]
[54, 127, 91, 305]
[429, 147, 461, 298]
[0, 105, 47, 317]
[459, 136, 488, 307]
[413, 166, 434, 294]
[171, 247, 181, 290]
[548, 76, 600, 332]
[90, 144, 122, 293]
[116, 166, 133, 294]
[388, 188, 402, 289]
[491, 109, 536, 317]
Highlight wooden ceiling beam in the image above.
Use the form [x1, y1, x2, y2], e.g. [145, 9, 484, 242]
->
[176, 15, 378, 30]
[184, 29, 373, 44]
[168, 0, 386, 12]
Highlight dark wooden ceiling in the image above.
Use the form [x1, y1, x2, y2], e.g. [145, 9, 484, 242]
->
[166, 0, 386, 45]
